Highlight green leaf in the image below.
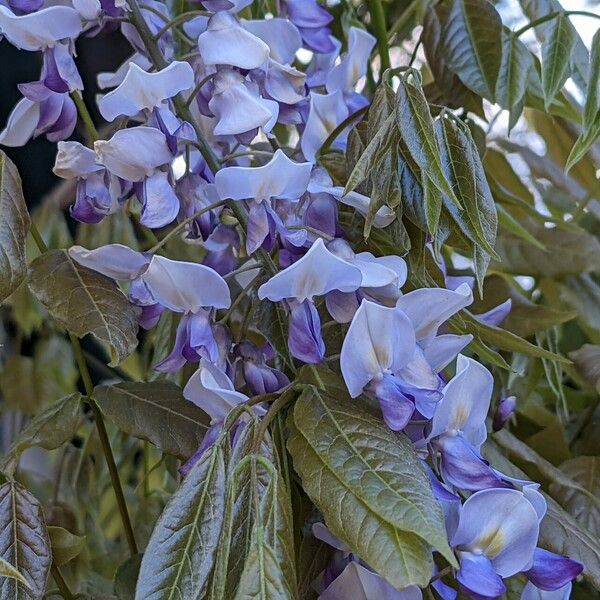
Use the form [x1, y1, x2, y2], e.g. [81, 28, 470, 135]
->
[344, 114, 397, 194]
[567, 30, 600, 170]
[0, 481, 51, 599]
[496, 32, 534, 130]
[28, 249, 140, 366]
[232, 457, 298, 600]
[0, 150, 30, 302]
[551, 457, 600, 537]
[48, 526, 86, 566]
[461, 311, 571, 362]
[541, 13, 576, 108]
[0, 557, 30, 589]
[484, 440, 600, 590]
[442, 0, 503, 100]
[254, 299, 294, 370]
[0, 393, 82, 477]
[114, 554, 143, 600]
[135, 443, 226, 600]
[93, 381, 209, 460]
[496, 205, 546, 251]
[439, 115, 498, 256]
[492, 227, 600, 277]
[288, 384, 456, 590]
[395, 79, 461, 208]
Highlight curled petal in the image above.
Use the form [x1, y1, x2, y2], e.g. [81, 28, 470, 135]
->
[137, 170, 180, 229]
[325, 290, 359, 324]
[286, 0, 332, 28]
[68, 244, 149, 280]
[0, 5, 81, 51]
[258, 238, 361, 303]
[430, 354, 493, 447]
[97, 53, 152, 90]
[452, 488, 540, 578]
[457, 552, 506, 599]
[0, 97, 39, 147]
[242, 18, 302, 64]
[396, 283, 473, 345]
[341, 299, 416, 397]
[476, 299, 512, 328]
[521, 582, 572, 600]
[301, 91, 349, 162]
[288, 299, 325, 364]
[198, 11, 269, 69]
[54, 141, 102, 179]
[422, 334, 473, 372]
[98, 61, 195, 121]
[326, 27, 376, 93]
[373, 374, 416, 431]
[492, 396, 517, 432]
[184, 358, 248, 423]
[264, 60, 306, 105]
[94, 127, 172, 181]
[141, 255, 231, 312]
[215, 149, 312, 203]
[525, 549, 583, 591]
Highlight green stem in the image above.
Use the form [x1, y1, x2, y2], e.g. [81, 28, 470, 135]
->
[51, 563, 75, 600]
[218, 278, 257, 324]
[319, 105, 369, 157]
[127, 0, 221, 174]
[514, 9, 600, 37]
[369, 0, 391, 73]
[70, 334, 139, 556]
[153, 11, 208, 41]
[251, 388, 296, 453]
[184, 72, 215, 107]
[30, 222, 48, 253]
[70, 92, 99, 142]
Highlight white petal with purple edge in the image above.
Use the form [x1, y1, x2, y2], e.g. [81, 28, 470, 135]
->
[183, 358, 248, 423]
[341, 300, 416, 397]
[0, 5, 81, 51]
[301, 91, 349, 162]
[141, 255, 231, 312]
[396, 283, 473, 345]
[242, 18, 302, 64]
[198, 11, 269, 70]
[0, 98, 39, 147]
[94, 127, 172, 181]
[326, 27, 376, 93]
[98, 62, 195, 121]
[258, 238, 361, 302]
[68, 244, 149, 280]
[429, 354, 493, 447]
[215, 149, 312, 202]
[54, 141, 103, 179]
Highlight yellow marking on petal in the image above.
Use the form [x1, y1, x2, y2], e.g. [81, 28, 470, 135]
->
[450, 402, 469, 430]
[476, 527, 505, 558]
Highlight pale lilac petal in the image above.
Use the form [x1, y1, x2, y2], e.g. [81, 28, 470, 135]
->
[422, 334, 473, 372]
[395, 347, 440, 393]
[50, 44, 83, 92]
[0, 98, 39, 147]
[326, 27, 376, 93]
[301, 91, 349, 162]
[312, 523, 350, 552]
[246, 201, 271, 254]
[0, 5, 81, 51]
[138, 170, 180, 228]
[94, 127, 172, 181]
[521, 582, 572, 600]
[209, 70, 273, 136]
[68, 244, 149, 280]
[183, 358, 248, 423]
[457, 552, 506, 598]
[215, 149, 312, 202]
[264, 60, 306, 105]
[54, 141, 102, 178]
[525, 549, 583, 591]
[325, 290, 359, 323]
[98, 61, 195, 121]
[198, 11, 269, 69]
[141, 255, 231, 312]
[258, 238, 361, 302]
[73, 0, 101, 20]
[341, 300, 416, 397]
[321, 561, 421, 600]
[324, 186, 396, 228]
[353, 252, 407, 290]
[452, 488, 540, 578]
[477, 299, 512, 328]
[430, 354, 493, 447]
[242, 18, 302, 64]
[374, 375, 416, 431]
[97, 53, 152, 90]
[493, 395, 517, 432]
[396, 283, 473, 345]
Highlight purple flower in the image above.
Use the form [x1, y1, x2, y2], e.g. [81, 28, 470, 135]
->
[451, 488, 540, 598]
[493, 395, 517, 432]
[235, 341, 289, 395]
[525, 549, 583, 591]
[285, 0, 335, 53]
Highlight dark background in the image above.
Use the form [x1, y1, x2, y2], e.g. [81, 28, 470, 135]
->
[0, 30, 131, 209]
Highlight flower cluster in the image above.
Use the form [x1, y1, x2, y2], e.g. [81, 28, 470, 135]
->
[0, 0, 584, 598]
